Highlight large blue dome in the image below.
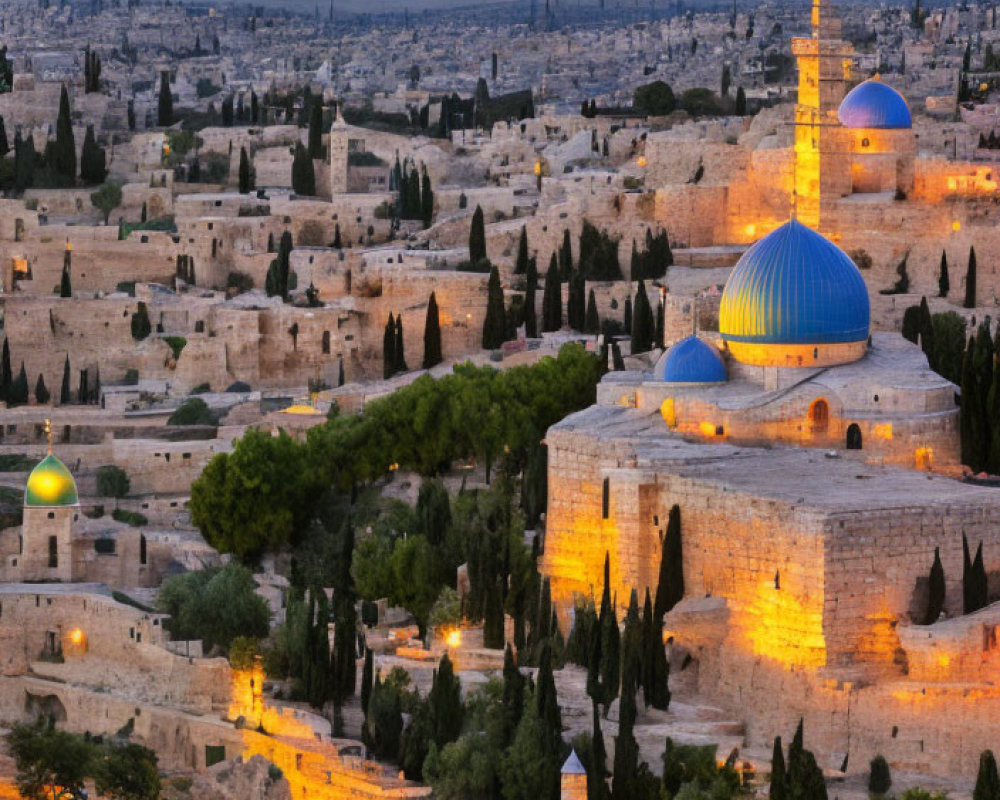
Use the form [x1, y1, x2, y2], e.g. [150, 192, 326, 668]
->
[654, 336, 727, 383]
[719, 219, 870, 345]
[838, 80, 912, 129]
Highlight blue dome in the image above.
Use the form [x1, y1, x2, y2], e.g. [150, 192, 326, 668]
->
[719, 219, 870, 345]
[838, 80, 912, 129]
[654, 336, 727, 383]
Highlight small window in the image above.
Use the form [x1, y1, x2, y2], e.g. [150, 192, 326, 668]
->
[48, 536, 58, 569]
[136, 632, 141, 643]
[140, 534, 147, 565]
[129, 627, 135, 639]
[861, 137, 870, 148]
[601, 478, 610, 520]
[94, 538, 116, 555]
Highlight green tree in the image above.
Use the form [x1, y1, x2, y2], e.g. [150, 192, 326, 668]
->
[364, 675, 403, 760]
[361, 647, 374, 715]
[585, 289, 600, 334]
[515, 226, 530, 275]
[597, 553, 619, 714]
[291, 142, 316, 196]
[469, 205, 487, 262]
[14, 130, 36, 193]
[157, 71, 173, 126]
[542, 258, 562, 332]
[52, 85, 76, 185]
[559, 228, 573, 278]
[91, 181, 122, 224]
[630, 281, 654, 354]
[423, 292, 443, 369]
[157, 564, 270, 653]
[974, 750, 1000, 800]
[95, 743, 160, 800]
[167, 397, 216, 426]
[611, 591, 641, 800]
[939, 251, 950, 298]
[654, 505, 684, 621]
[395, 314, 407, 373]
[34, 374, 50, 405]
[735, 86, 747, 116]
[421, 165, 434, 229]
[965, 246, 978, 309]
[633, 80, 676, 115]
[238, 146, 252, 194]
[923, 546, 945, 625]
[9, 362, 28, 406]
[429, 652, 463, 748]
[483, 266, 506, 349]
[59, 250, 72, 298]
[869, 755, 892, 796]
[79, 124, 106, 184]
[0, 114, 8, 157]
[59, 354, 71, 404]
[641, 587, 669, 710]
[6, 720, 96, 800]
[190, 429, 321, 559]
[96, 464, 130, 506]
[770, 736, 786, 800]
[383, 312, 397, 379]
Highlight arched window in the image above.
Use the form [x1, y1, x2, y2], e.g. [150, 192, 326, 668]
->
[846, 423, 863, 450]
[809, 399, 829, 433]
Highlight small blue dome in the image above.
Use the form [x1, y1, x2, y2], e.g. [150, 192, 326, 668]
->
[838, 80, 912, 129]
[654, 336, 728, 383]
[719, 219, 870, 345]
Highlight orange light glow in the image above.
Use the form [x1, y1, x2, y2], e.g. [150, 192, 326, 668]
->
[660, 397, 676, 428]
[873, 423, 893, 441]
[445, 630, 462, 648]
[637, 156, 648, 168]
[698, 421, 719, 437]
[744, 224, 756, 238]
[69, 628, 83, 645]
[952, 220, 962, 232]
[533, 161, 542, 176]
[915, 447, 934, 471]
[65, 241, 72, 252]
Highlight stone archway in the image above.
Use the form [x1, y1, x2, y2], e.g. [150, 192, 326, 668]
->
[809, 398, 829, 434]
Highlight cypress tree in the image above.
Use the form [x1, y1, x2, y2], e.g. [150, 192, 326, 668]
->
[869, 755, 892, 796]
[961, 336, 978, 469]
[394, 314, 407, 373]
[157, 71, 173, 126]
[141, 201, 147, 223]
[642, 587, 670, 710]
[526, 254, 538, 291]
[631, 280, 654, 354]
[567, 273, 585, 332]
[291, 142, 316, 196]
[770, 736, 787, 800]
[59, 248, 72, 298]
[482, 265, 506, 349]
[624, 295, 632, 333]
[9, 362, 28, 406]
[542, 256, 562, 332]
[383, 313, 396, 379]
[0, 338, 10, 404]
[428, 652, 463, 748]
[515, 225, 529, 274]
[924, 547, 945, 625]
[735, 85, 747, 115]
[611, 591, 641, 800]
[597, 553, 620, 713]
[654, 505, 684, 621]
[420, 166, 433, 229]
[585, 289, 600, 334]
[14, 129, 36, 193]
[310, 589, 332, 708]
[360, 647, 374, 715]
[422, 292, 442, 369]
[501, 644, 525, 748]
[974, 750, 1000, 800]
[469, 204, 486, 263]
[918, 296, 934, 363]
[221, 95, 234, 126]
[338, 358, 345, 387]
[483, 577, 505, 649]
[333, 224, 342, 249]
[308, 100, 324, 158]
[559, 228, 573, 279]
[972, 542, 989, 613]
[524, 284, 538, 338]
[131, 301, 152, 340]
[53, 85, 76, 185]
[965, 246, 978, 309]
[939, 251, 950, 298]
[59, 354, 71, 405]
[79, 124, 106, 184]
[535, 640, 563, 797]
[589, 704, 609, 800]
[250, 89, 259, 124]
[0, 114, 8, 157]
[238, 146, 252, 194]
[34, 374, 50, 405]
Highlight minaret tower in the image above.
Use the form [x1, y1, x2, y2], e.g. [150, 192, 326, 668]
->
[329, 103, 349, 196]
[790, 0, 853, 232]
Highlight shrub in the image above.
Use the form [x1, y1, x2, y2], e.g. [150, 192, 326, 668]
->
[0, 454, 38, 472]
[163, 336, 187, 360]
[123, 368, 139, 385]
[112, 508, 148, 526]
[226, 381, 252, 393]
[190, 382, 211, 395]
[226, 271, 254, 293]
[267, 763, 283, 782]
[115, 281, 136, 296]
[229, 635, 260, 670]
[167, 398, 217, 426]
[869, 754, 892, 795]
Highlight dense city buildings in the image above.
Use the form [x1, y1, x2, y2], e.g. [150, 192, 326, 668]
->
[3, 0, 1000, 797]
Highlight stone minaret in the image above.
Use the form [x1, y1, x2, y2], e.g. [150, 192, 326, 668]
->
[790, 0, 853, 232]
[329, 103, 349, 195]
[560, 750, 587, 800]
[20, 421, 77, 582]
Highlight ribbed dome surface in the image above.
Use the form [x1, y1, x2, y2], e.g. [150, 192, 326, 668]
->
[653, 336, 727, 383]
[24, 454, 79, 507]
[838, 80, 912, 129]
[719, 220, 870, 345]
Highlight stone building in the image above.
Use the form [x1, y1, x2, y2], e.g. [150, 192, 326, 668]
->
[542, 217, 1000, 776]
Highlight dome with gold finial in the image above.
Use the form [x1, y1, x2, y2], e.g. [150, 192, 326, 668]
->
[25, 454, 78, 507]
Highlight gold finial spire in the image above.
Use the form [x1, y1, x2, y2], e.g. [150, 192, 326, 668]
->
[44, 419, 52, 455]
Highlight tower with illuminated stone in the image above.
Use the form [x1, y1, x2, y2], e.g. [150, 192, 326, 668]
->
[329, 103, 349, 195]
[560, 750, 587, 800]
[791, 0, 853, 233]
[20, 420, 77, 582]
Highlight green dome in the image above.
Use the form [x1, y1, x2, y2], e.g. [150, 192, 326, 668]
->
[24, 454, 79, 507]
